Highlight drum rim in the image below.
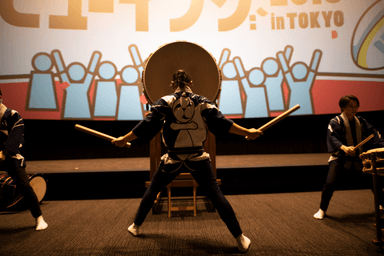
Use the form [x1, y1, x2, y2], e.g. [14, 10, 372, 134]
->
[29, 175, 47, 203]
[0, 173, 46, 208]
[364, 148, 384, 153]
[142, 41, 222, 105]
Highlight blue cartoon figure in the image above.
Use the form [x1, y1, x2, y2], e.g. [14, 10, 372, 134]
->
[93, 61, 118, 118]
[262, 45, 293, 112]
[234, 57, 269, 118]
[277, 49, 322, 115]
[117, 44, 145, 120]
[26, 53, 59, 110]
[117, 65, 143, 120]
[52, 50, 101, 119]
[218, 49, 244, 117]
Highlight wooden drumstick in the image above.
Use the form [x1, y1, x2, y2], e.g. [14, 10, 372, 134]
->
[75, 124, 131, 148]
[353, 134, 374, 151]
[245, 104, 300, 139]
[259, 104, 300, 131]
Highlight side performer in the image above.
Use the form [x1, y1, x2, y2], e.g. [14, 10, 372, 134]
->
[314, 95, 384, 220]
[112, 70, 262, 253]
[0, 90, 48, 230]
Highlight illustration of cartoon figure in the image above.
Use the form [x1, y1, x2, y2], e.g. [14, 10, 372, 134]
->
[233, 57, 269, 118]
[218, 46, 293, 118]
[117, 65, 143, 120]
[26, 53, 59, 110]
[129, 45, 144, 75]
[218, 49, 245, 117]
[116, 45, 145, 120]
[262, 45, 293, 112]
[52, 50, 101, 119]
[277, 49, 322, 115]
[93, 61, 118, 118]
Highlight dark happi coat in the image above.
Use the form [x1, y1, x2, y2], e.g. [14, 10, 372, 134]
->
[327, 113, 384, 168]
[0, 105, 26, 168]
[132, 87, 233, 172]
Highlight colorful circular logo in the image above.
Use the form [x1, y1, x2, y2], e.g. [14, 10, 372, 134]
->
[351, 0, 384, 70]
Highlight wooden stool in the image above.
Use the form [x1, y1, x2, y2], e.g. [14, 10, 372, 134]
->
[167, 173, 198, 217]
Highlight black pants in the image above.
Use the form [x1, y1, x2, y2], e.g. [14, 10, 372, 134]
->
[320, 159, 384, 211]
[134, 159, 242, 238]
[5, 165, 42, 218]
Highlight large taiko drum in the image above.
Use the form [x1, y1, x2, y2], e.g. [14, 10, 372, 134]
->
[0, 173, 47, 209]
[142, 41, 222, 105]
[359, 148, 384, 175]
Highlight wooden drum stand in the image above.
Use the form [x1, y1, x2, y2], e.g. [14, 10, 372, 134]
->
[146, 131, 220, 217]
[360, 147, 384, 246]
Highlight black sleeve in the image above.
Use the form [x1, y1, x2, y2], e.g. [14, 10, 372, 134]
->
[3, 111, 25, 156]
[131, 99, 171, 141]
[200, 100, 233, 136]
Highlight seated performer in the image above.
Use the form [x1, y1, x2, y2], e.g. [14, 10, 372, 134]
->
[0, 90, 48, 230]
[314, 95, 384, 220]
[112, 70, 262, 252]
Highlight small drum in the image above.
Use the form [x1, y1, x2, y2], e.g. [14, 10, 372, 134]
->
[359, 148, 384, 175]
[0, 173, 47, 208]
[142, 41, 222, 104]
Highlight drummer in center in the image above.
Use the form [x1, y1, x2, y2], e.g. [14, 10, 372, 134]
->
[0, 90, 48, 230]
[314, 95, 384, 220]
[112, 69, 262, 253]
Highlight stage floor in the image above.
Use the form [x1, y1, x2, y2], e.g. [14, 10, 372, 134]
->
[1, 189, 382, 255]
[24, 153, 330, 174]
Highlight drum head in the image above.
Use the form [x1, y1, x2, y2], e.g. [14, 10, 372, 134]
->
[142, 41, 221, 104]
[29, 175, 46, 203]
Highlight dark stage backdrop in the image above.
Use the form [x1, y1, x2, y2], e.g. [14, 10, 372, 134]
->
[22, 110, 384, 161]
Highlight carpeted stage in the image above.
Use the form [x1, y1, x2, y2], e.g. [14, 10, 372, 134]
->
[1, 153, 382, 255]
[1, 190, 383, 255]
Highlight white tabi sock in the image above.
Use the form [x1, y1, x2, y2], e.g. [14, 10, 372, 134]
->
[313, 209, 326, 220]
[128, 223, 140, 236]
[36, 215, 48, 230]
[236, 233, 251, 253]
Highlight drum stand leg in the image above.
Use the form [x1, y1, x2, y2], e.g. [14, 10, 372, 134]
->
[152, 191, 163, 214]
[372, 154, 384, 248]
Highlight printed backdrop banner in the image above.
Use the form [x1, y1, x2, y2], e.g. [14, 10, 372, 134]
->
[0, 0, 383, 120]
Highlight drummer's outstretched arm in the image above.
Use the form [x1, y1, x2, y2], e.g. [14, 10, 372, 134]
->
[112, 131, 138, 147]
[229, 123, 263, 140]
[0, 151, 5, 161]
[340, 145, 356, 156]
